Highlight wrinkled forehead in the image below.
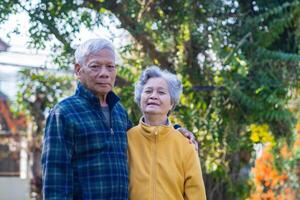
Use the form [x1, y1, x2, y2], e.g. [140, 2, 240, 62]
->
[84, 48, 116, 63]
[87, 47, 115, 57]
[144, 77, 169, 89]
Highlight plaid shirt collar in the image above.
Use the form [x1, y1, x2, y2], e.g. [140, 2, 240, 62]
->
[76, 82, 120, 110]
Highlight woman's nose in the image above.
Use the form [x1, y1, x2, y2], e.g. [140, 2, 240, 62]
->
[149, 91, 158, 99]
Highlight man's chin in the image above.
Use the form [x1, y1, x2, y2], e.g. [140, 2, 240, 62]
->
[98, 89, 111, 94]
[91, 88, 111, 97]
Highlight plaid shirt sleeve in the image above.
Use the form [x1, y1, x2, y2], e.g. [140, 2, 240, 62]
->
[127, 115, 133, 131]
[41, 107, 74, 200]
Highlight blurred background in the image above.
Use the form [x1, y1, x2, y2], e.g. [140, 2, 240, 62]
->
[0, 1, 299, 200]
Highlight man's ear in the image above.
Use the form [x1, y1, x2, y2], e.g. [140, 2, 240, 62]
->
[75, 63, 81, 78]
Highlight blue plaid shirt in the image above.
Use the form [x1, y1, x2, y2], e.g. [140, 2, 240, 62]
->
[41, 82, 132, 200]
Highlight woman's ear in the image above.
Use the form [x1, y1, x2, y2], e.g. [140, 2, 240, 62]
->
[170, 102, 175, 111]
[167, 103, 174, 116]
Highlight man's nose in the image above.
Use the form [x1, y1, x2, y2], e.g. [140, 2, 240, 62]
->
[97, 67, 109, 77]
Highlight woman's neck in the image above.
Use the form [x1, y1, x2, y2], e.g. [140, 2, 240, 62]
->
[143, 114, 168, 126]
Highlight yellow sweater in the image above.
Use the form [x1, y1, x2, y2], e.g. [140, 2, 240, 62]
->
[128, 119, 206, 200]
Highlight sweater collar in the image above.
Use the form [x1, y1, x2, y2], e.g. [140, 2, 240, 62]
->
[75, 82, 120, 110]
[138, 117, 174, 141]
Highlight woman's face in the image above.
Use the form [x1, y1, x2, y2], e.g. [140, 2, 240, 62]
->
[140, 77, 173, 117]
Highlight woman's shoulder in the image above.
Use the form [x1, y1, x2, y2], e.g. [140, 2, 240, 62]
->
[170, 129, 197, 152]
[127, 125, 140, 135]
[170, 129, 190, 142]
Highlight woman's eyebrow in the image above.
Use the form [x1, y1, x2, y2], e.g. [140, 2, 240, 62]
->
[144, 86, 167, 90]
[144, 87, 153, 90]
[157, 87, 168, 90]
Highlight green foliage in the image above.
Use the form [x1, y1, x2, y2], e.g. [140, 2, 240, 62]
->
[0, 0, 18, 23]
[16, 69, 74, 135]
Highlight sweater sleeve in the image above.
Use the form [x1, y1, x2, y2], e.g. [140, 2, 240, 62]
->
[183, 146, 207, 200]
[41, 109, 74, 199]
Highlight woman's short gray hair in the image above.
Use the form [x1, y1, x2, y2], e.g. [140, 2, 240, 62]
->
[134, 66, 182, 111]
[74, 38, 115, 65]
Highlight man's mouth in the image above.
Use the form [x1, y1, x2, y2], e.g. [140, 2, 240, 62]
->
[97, 83, 110, 86]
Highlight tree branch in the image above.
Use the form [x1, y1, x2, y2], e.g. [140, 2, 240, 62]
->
[17, 2, 73, 53]
[83, 0, 174, 71]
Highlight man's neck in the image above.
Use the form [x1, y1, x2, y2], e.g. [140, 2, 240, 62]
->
[99, 95, 107, 107]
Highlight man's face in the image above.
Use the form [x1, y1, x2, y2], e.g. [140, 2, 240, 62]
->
[76, 49, 116, 97]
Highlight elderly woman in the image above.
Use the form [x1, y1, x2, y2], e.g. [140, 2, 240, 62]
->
[128, 66, 206, 200]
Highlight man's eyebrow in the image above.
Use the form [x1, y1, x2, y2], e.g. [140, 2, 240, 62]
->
[88, 61, 115, 65]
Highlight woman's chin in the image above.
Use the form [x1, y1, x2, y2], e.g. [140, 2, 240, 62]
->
[143, 110, 166, 116]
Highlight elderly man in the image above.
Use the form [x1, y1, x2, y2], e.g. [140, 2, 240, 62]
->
[41, 38, 197, 200]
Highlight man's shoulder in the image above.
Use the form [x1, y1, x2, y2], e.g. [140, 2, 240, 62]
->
[50, 95, 83, 114]
[114, 102, 128, 114]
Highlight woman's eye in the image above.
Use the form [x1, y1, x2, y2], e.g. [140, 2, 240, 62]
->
[144, 90, 152, 94]
[158, 91, 166, 94]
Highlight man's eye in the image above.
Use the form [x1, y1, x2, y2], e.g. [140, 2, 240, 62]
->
[90, 65, 98, 69]
[107, 65, 115, 68]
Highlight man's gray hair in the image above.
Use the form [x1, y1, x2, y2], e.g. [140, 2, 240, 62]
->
[134, 66, 182, 111]
[74, 38, 115, 65]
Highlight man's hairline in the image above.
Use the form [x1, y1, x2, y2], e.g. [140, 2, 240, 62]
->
[77, 48, 116, 67]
